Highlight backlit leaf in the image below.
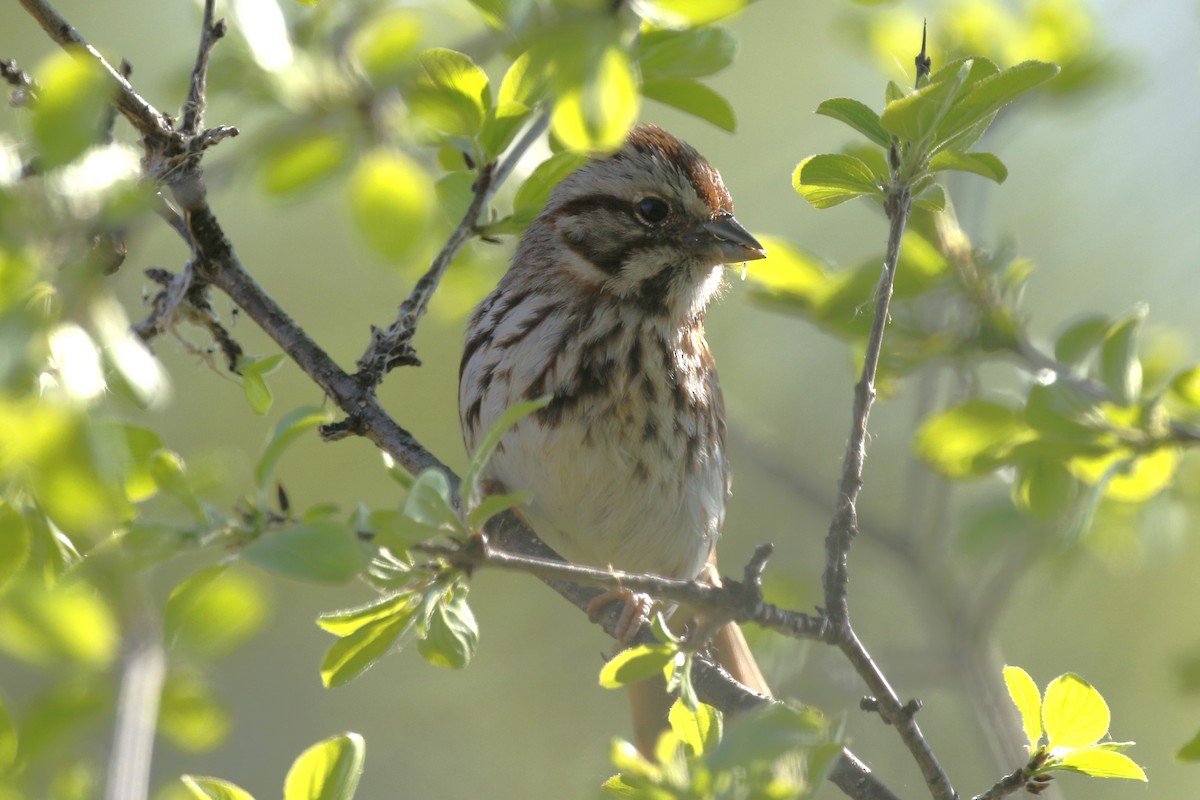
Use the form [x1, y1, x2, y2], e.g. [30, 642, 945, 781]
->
[928, 150, 1008, 182]
[165, 567, 269, 659]
[634, 0, 751, 27]
[0, 577, 117, 667]
[283, 732, 366, 800]
[317, 591, 418, 637]
[816, 97, 891, 148]
[1053, 747, 1146, 781]
[668, 699, 722, 757]
[792, 153, 883, 208]
[260, 133, 350, 196]
[348, 149, 434, 262]
[1177, 728, 1200, 762]
[406, 48, 490, 137]
[1003, 665, 1043, 749]
[32, 49, 115, 169]
[1100, 307, 1146, 405]
[551, 43, 639, 153]
[914, 400, 1031, 477]
[462, 397, 549, 505]
[182, 776, 256, 800]
[320, 610, 415, 687]
[1044, 673, 1108, 750]
[599, 644, 676, 688]
[417, 590, 478, 669]
[159, 670, 232, 752]
[352, 10, 422, 85]
[239, 354, 285, 416]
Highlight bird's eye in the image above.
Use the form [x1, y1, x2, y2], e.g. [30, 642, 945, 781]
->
[634, 196, 670, 225]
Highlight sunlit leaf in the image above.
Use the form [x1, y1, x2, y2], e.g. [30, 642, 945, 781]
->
[708, 703, 827, 772]
[642, 78, 735, 132]
[914, 400, 1031, 477]
[403, 469, 462, 534]
[551, 41, 639, 152]
[498, 151, 587, 232]
[260, 133, 351, 196]
[243, 522, 367, 585]
[745, 236, 831, 314]
[256, 406, 334, 490]
[668, 699, 722, 757]
[1053, 747, 1147, 781]
[348, 150, 434, 262]
[0, 577, 117, 667]
[1003, 665, 1043, 749]
[159, 670, 232, 752]
[32, 49, 115, 169]
[792, 154, 883, 209]
[1071, 446, 1179, 503]
[1012, 460, 1078, 520]
[928, 150, 1008, 182]
[938, 60, 1060, 145]
[407, 48, 490, 137]
[165, 566, 269, 659]
[320, 604, 415, 687]
[634, 0, 752, 27]
[1043, 673, 1108, 750]
[317, 591, 418, 637]
[181, 776, 257, 800]
[599, 645, 676, 688]
[352, 10, 422, 85]
[1169, 366, 1200, 408]
[283, 733, 365, 800]
[816, 97, 891, 148]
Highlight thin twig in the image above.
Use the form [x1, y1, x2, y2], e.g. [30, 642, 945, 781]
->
[181, 0, 226, 135]
[970, 765, 1029, 800]
[355, 113, 550, 387]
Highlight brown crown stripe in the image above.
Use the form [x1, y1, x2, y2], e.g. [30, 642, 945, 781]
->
[624, 124, 732, 215]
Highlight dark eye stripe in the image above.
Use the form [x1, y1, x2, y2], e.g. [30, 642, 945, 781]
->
[553, 194, 635, 220]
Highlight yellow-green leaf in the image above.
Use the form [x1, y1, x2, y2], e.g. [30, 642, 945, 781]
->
[0, 503, 31, 593]
[159, 670, 232, 753]
[1003, 665, 1043, 749]
[352, 10, 422, 85]
[914, 400, 1032, 478]
[0, 577, 118, 667]
[283, 732, 366, 800]
[32, 49, 115, 169]
[320, 612, 413, 687]
[348, 150, 434, 262]
[165, 567, 269, 659]
[668, 699, 722, 757]
[1053, 747, 1147, 781]
[599, 644, 676, 689]
[1044, 673, 1108, 750]
[636, 0, 751, 27]
[259, 133, 351, 196]
[182, 776, 256, 800]
[551, 43, 639, 153]
[792, 154, 883, 209]
[407, 48, 490, 137]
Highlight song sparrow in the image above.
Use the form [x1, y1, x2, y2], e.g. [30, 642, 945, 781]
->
[459, 124, 768, 751]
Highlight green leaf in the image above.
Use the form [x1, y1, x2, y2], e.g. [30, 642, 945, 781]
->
[467, 490, 532, 530]
[283, 733, 366, 800]
[0, 503, 31, 593]
[1052, 747, 1147, 781]
[404, 469, 463, 533]
[642, 78, 735, 132]
[1100, 307, 1146, 405]
[1177, 728, 1200, 762]
[238, 354, 285, 416]
[406, 48, 490, 137]
[880, 59, 977, 149]
[913, 400, 1031, 477]
[744, 235, 831, 314]
[417, 590, 478, 669]
[599, 644, 676, 689]
[1003, 665, 1044, 749]
[497, 151, 587, 232]
[317, 591, 418, 637]
[243, 522, 367, 585]
[1043, 673, 1108, 750]
[260, 133, 351, 196]
[320, 610, 415, 687]
[32, 49, 115, 169]
[792, 154, 883, 209]
[181, 776, 257, 800]
[0, 577, 118, 667]
[1170, 366, 1200, 408]
[815, 98, 891, 148]
[938, 60, 1060, 147]
[928, 150, 1008, 182]
[1071, 446, 1179, 503]
[462, 397, 549, 505]
[635, 0, 751, 27]
[551, 38, 639, 152]
[159, 670, 232, 752]
[0, 695, 17, 772]
[708, 703, 827, 772]
[638, 27, 738, 81]
[256, 406, 333, 490]
[668, 700, 722, 757]
[1012, 460, 1078, 520]
[348, 149, 434, 262]
[165, 567, 268, 659]
[352, 10, 422, 85]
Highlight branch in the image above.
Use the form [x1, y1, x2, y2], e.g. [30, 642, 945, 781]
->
[355, 113, 550, 387]
[180, 0, 225, 135]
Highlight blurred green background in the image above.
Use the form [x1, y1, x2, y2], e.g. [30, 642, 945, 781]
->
[2, 0, 1200, 798]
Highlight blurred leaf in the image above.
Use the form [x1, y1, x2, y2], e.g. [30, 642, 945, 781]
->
[466, 0, 518, 28]
[1025, 380, 1105, 438]
[642, 78, 735, 132]
[939, 60, 1060, 144]
[668, 700, 721, 757]
[634, 0, 751, 27]
[0, 695, 16, 773]
[32, 49, 115, 169]
[1100, 307, 1146, 405]
[914, 400, 1030, 477]
[434, 171, 475, 225]
[1013, 460, 1078, 520]
[407, 48, 490, 137]
[816, 98, 891, 148]
[0, 503, 31, 593]
[492, 151, 587, 233]
[928, 150, 1007, 182]
[348, 149, 434, 262]
[256, 406, 334, 490]
[599, 644, 676, 688]
[1170, 366, 1200, 408]
[403, 469, 463, 534]
[1003, 665, 1043, 749]
[260, 133, 351, 196]
[551, 41, 639, 152]
[243, 522, 367, 585]
[352, 10, 422, 85]
[320, 604, 416, 687]
[182, 776, 257, 800]
[481, 53, 540, 158]
[638, 27, 737, 81]
[1043, 673, 1108, 749]
[1053, 747, 1146, 780]
[792, 154, 882, 209]
[0, 577, 117, 667]
[1178, 728, 1200, 762]
[18, 676, 110, 760]
[284, 732, 365, 800]
[238, 354, 285, 416]
[159, 670, 232, 752]
[745, 236, 831, 314]
[1072, 446, 1179, 503]
[417, 590, 478, 669]
[165, 566, 269, 659]
[708, 703, 826, 772]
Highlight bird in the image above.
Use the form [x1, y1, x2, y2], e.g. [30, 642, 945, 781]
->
[459, 123, 768, 755]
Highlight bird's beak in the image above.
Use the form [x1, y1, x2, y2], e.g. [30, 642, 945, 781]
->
[702, 214, 767, 265]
